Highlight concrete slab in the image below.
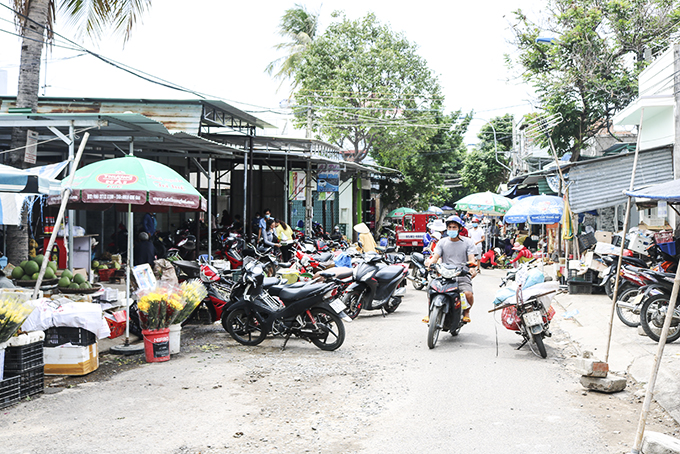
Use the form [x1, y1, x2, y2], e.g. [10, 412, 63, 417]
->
[580, 375, 627, 393]
[642, 431, 680, 454]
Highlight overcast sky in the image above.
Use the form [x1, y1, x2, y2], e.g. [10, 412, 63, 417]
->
[0, 0, 544, 144]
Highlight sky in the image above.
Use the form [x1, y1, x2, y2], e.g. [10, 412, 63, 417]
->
[0, 0, 545, 145]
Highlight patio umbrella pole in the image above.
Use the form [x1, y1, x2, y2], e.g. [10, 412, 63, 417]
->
[631, 265, 680, 453]
[605, 108, 644, 364]
[32, 133, 90, 299]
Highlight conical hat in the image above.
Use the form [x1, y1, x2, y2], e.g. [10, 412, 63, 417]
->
[353, 222, 370, 234]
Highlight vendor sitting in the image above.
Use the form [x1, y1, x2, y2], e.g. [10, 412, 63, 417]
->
[509, 242, 533, 267]
[354, 222, 377, 253]
[479, 248, 501, 269]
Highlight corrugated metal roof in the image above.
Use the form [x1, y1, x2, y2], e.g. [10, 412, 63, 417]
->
[568, 147, 673, 213]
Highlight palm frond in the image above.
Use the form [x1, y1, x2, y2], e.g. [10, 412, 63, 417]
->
[59, 0, 150, 43]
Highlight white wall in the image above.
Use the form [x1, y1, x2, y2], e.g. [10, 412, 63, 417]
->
[0, 70, 7, 95]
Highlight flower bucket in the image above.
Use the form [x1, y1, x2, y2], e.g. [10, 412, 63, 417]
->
[142, 328, 170, 363]
[169, 324, 181, 355]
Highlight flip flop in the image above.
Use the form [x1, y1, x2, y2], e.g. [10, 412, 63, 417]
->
[462, 316, 471, 323]
[422, 316, 429, 323]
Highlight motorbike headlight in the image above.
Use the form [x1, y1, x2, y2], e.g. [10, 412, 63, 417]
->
[438, 266, 459, 279]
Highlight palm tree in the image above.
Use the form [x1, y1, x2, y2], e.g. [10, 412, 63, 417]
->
[265, 4, 319, 91]
[5, 0, 151, 265]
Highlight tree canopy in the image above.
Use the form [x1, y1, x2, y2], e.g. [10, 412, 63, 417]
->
[508, 0, 680, 161]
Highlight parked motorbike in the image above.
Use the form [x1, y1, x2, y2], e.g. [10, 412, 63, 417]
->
[224, 260, 350, 350]
[638, 271, 680, 343]
[426, 263, 470, 349]
[490, 282, 558, 358]
[342, 253, 408, 319]
[407, 251, 430, 291]
[172, 260, 234, 327]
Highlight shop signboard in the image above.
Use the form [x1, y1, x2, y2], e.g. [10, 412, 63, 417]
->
[317, 164, 340, 192]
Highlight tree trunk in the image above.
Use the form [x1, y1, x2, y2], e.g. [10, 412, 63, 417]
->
[6, 0, 49, 266]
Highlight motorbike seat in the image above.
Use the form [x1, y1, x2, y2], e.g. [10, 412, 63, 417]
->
[277, 283, 328, 301]
[312, 252, 333, 263]
[172, 260, 201, 278]
[411, 252, 425, 264]
[268, 282, 306, 296]
[375, 265, 405, 282]
[263, 277, 285, 288]
[622, 256, 647, 268]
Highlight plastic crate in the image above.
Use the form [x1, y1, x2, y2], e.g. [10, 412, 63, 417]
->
[97, 268, 116, 282]
[659, 241, 676, 257]
[43, 327, 97, 348]
[578, 232, 597, 251]
[0, 376, 20, 409]
[4, 342, 43, 371]
[654, 231, 674, 244]
[568, 281, 593, 294]
[568, 269, 594, 283]
[5, 365, 44, 398]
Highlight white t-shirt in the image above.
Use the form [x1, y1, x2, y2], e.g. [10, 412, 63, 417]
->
[470, 228, 484, 248]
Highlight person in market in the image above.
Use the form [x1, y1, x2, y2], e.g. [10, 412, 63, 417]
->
[479, 247, 501, 269]
[220, 210, 232, 228]
[423, 219, 446, 255]
[134, 232, 156, 268]
[257, 208, 272, 243]
[0, 258, 15, 288]
[425, 215, 477, 323]
[509, 242, 533, 267]
[330, 225, 343, 241]
[354, 222, 378, 253]
[142, 212, 157, 236]
[276, 219, 294, 261]
[262, 218, 281, 251]
[468, 219, 485, 273]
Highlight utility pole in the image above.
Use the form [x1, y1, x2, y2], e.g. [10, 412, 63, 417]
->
[305, 108, 313, 236]
[673, 43, 680, 229]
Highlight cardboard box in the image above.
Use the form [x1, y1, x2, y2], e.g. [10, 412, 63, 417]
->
[594, 231, 613, 244]
[43, 343, 99, 376]
[629, 233, 652, 255]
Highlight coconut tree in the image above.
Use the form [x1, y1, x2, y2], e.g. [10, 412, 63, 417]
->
[6, 0, 151, 265]
[265, 4, 319, 91]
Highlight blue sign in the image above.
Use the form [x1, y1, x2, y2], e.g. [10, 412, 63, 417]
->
[317, 164, 340, 192]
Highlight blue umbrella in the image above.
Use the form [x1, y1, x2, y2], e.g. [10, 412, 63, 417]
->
[440, 205, 454, 210]
[427, 205, 444, 214]
[504, 195, 564, 224]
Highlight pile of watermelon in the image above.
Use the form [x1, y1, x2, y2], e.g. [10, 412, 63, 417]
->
[10, 255, 57, 281]
[56, 269, 92, 290]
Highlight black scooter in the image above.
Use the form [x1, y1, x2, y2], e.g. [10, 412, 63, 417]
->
[407, 252, 430, 290]
[426, 263, 470, 349]
[224, 260, 350, 351]
[341, 253, 409, 319]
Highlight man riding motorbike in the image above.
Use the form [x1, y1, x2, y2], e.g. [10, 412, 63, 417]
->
[425, 215, 477, 323]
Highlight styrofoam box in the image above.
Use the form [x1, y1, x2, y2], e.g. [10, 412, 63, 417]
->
[43, 342, 99, 376]
[7, 331, 45, 346]
[629, 233, 652, 255]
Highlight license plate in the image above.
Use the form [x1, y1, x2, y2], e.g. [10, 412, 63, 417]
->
[330, 298, 346, 313]
[523, 311, 542, 326]
[412, 241, 418, 246]
[632, 292, 645, 305]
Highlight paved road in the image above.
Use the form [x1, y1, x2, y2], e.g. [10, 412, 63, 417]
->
[0, 270, 648, 453]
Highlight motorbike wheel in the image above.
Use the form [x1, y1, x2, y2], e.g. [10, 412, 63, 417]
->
[384, 296, 402, 314]
[225, 309, 266, 346]
[640, 295, 680, 343]
[604, 279, 614, 299]
[342, 290, 364, 320]
[532, 333, 547, 358]
[427, 305, 443, 349]
[309, 308, 345, 351]
[411, 267, 424, 290]
[615, 287, 642, 328]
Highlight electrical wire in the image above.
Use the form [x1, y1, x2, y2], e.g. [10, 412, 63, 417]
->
[0, 125, 99, 156]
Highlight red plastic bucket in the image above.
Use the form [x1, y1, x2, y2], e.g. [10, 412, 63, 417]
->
[142, 328, 170, 363]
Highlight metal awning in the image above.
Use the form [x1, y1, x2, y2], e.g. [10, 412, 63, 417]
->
[626, 179, 680, 204]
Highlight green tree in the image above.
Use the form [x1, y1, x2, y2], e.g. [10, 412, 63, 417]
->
[293, 12, 444, 162]
[6, 0, 151, 265]
[508, 0, 680, 161]
[265, 4, 319, 91]
[459, 115, 512, 193]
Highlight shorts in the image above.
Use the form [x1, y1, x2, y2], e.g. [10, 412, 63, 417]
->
[458, 275, 473, 293]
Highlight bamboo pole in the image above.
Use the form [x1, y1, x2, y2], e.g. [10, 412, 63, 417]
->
[605, 108, 644, 364]
[32, 133, 90, 299]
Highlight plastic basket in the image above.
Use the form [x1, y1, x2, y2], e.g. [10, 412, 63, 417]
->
[568, 269, 594, 283]
[43, 327, 97, 348]
[5, 365, 44, 398]
[659, 242, 677, 257]
[97, 268, 116, 282]
[0, 376, 20, 409]
[578, 232, 597, 251]
[654, 231, 674, 245]
[4, 342, 43, 371]
[568, 281, 593, 294]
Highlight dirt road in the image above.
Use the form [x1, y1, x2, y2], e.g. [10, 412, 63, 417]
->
[0, 270, 677, 453]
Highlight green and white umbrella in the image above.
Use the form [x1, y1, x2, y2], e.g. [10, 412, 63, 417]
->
[455, 191, 513, 216]
[49, 155, 206, 212]
[387, 207, 417, 218]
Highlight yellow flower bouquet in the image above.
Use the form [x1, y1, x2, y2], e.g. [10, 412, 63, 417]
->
[136, 285, 185, 331]
[172, 279, 208, 325]
[0, 294, 34, 343]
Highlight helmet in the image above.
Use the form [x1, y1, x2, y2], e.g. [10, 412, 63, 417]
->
[445, 215, 465, 228]
[138, 232, 149, 241]
[494, 248, 501, 255]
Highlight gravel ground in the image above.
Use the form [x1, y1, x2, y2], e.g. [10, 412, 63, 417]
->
[1, 269, 679, 454]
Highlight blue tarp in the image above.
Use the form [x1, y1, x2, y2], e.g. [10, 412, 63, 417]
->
[625, 179, 680, 203]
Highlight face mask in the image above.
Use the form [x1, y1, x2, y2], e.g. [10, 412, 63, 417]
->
[447, 230, 459, 239]
[265, 214, 271, 219]
[471, 223, 478, 228]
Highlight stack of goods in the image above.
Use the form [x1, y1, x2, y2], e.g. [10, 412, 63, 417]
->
[4, 332, 45, 399]
[0, 293, 35, 408]
[43, 326, 99, 376]
[10, 255, 58, 285]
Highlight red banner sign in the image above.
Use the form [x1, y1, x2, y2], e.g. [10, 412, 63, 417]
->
[96, 172, 138, 185]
